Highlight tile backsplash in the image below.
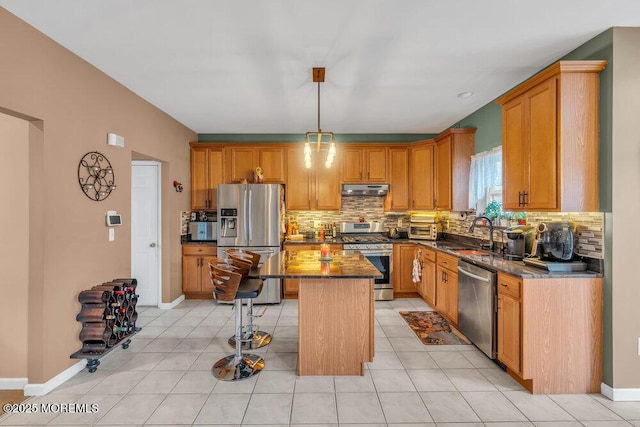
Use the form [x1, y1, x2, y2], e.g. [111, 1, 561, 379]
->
[290, 197, 604, 263]
[288, 196, 410, 231]
[443, 211, 604, 260]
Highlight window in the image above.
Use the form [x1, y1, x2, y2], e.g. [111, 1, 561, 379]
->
[468, 146, 502, 213]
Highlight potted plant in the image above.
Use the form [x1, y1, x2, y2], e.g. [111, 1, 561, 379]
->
[499, 212, 512, 227]
[515, 211, 527, 225]
[484, 200, 502, 223]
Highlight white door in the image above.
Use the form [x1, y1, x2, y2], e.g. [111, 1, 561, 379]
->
[131, 161, 161, 306]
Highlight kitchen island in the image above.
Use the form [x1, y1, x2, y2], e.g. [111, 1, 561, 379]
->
[260, 249, 382, 375]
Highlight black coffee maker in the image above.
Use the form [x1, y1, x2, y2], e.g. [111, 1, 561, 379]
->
[538, 221, 575, 261]
[502, 225, 535, 261]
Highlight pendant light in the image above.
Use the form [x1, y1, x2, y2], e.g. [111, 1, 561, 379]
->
[304, 67, 336, 169]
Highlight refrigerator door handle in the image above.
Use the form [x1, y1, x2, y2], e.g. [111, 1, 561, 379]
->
[243, 187, 249, 242]
[248, 188, 253, 242]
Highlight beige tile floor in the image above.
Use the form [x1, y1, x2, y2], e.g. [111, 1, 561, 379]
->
[2, 297, 640, 426]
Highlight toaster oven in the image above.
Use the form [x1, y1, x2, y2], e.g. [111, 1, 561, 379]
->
[409, 223, 441, 240]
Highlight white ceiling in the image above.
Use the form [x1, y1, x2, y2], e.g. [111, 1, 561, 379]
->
[2, 0, 640, 134]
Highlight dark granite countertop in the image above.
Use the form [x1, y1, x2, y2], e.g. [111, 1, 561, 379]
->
[411, 240, 602, 279]
[259, 250, 383, 279]
[283, 238, 344, 245]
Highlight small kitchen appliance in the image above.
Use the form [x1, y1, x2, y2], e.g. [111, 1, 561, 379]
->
[502, 225, 535, 261]
[522, 221, 587, 271]
[189, 221, 217, 241]
[409, 213, 441, 240]
[340, 222, 393, 301]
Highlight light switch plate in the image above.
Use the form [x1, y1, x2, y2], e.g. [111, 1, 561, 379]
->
[109, 228, 115, 241]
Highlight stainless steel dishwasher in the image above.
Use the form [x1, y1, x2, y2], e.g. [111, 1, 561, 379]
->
[457, 261, 497, 359]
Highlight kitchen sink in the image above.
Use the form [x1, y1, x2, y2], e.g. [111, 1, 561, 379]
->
[453, 249, 491, 256]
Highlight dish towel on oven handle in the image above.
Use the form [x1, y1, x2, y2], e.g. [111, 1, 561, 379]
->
[412, 257, 422, 283]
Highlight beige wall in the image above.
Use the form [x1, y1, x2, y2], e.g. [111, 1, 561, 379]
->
[0, 113, 29, 379]
[611, 27, 640, 389]
[0, 9, 196, 384]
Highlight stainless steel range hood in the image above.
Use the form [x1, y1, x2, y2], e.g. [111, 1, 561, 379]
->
[341, 184, 389, 196]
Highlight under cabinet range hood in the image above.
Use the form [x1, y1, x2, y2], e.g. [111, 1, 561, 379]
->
[341, 184, 389, 196]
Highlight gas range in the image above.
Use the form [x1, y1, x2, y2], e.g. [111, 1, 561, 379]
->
[339, 222, 394, 301]
[339, 222, 393, 251]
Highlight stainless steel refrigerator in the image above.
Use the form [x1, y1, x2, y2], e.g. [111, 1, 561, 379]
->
[217, 183, 282, 304]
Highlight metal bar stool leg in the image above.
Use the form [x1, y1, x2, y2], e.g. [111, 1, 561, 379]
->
[228, 298, 272, 349]
[212, 298, 264, 381]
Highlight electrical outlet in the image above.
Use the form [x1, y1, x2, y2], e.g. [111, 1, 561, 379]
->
[397, 218, 402, 227]
[638, 337, 640, 356]
[313, 220, 320, 228]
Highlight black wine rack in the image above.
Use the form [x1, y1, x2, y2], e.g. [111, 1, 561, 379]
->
[70, 278, 141, 372]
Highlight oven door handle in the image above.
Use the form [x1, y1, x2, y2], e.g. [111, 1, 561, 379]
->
[355, 251, 392, 256]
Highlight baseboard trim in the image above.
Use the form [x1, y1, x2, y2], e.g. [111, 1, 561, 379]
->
[601, 382, 640, 401]
[158, 294, 185, 310]
[0, 378, 28, 390]
[23, 360, 87, 396]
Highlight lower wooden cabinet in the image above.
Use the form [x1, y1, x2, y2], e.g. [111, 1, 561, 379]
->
[497, 272, 522, 375]
[182, 244, 217, 299]
[282, 243, 343, 298]
[393, 244, 418, 296]
[496, 272, 603, 394]
[435, 252, 458, 325]
[420, 247, 437, 308]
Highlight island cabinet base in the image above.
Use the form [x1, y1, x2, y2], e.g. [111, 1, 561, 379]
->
[298, 278, 374, 375]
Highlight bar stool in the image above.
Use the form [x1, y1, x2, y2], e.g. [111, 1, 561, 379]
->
[225, 249, 272, 349]
[208, 258, 264, 381]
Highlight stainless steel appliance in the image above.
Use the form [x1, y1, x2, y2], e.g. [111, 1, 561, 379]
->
[340, 222, 393, 300]
[502, 225, 535, 261]
[341, 183, 389, 196]
[409, 213, 441, 240]
[217, 184, 283, 304]
[189, 221, 217, 241]
[457, 261, 497, 359]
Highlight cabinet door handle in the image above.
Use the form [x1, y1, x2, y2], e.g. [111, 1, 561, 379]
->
[523, 191, 528, 206]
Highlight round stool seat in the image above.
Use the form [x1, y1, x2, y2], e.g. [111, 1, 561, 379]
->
[212, 353, 264, 381]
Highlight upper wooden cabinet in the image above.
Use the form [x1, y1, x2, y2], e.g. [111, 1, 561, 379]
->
[285, 146, 341, 211]
[409, 141, 434, 210]
[225, 146, 285, 183]
[190, 145, 224, 211]
[342, 146, 387, 183]
[496, 60, 607, 212]
[434, 128, 475, 211]
[385, 146, 410, 211]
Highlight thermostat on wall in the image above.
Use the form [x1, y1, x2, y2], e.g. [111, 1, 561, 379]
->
[106, 210, 122, 226]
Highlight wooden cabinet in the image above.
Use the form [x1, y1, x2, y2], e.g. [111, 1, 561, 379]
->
[393, 244, 418, 295]
[385, 147, 410, 211]
[182, 244, 217, 298]
[435, 252, 458, 325]
[190, 145, 224, 211]
[282, 243, 343, 298]
[342, 146, 387, 183]
[420, 247, 437, 308]
[285, 146, 340, 211]
[496, 272, 603, 394]
[496, 60, 606, 212]
[434, 128, 475, 211]
[225, 146, 285, 183]
[497, 273, 522, 375]
[409, 142, 434, 210]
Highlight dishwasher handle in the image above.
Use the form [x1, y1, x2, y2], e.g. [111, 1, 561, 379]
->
[457, 266, 491, 283]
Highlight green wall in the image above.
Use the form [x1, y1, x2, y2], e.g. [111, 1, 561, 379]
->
[197, 133, 437, 143]
[451, 103, 503, 153]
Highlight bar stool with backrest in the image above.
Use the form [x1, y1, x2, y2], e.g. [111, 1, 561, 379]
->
[208, 257, 264, 381]
[225, 249, 272, 349]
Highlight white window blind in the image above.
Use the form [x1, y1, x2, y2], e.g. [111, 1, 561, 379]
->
[468, 146, 502, 212]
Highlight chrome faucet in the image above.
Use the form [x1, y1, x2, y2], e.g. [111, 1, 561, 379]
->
[469, 215, 494, 251]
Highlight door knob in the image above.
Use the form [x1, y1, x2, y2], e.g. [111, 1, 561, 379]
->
[149, 243, 157, 247]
